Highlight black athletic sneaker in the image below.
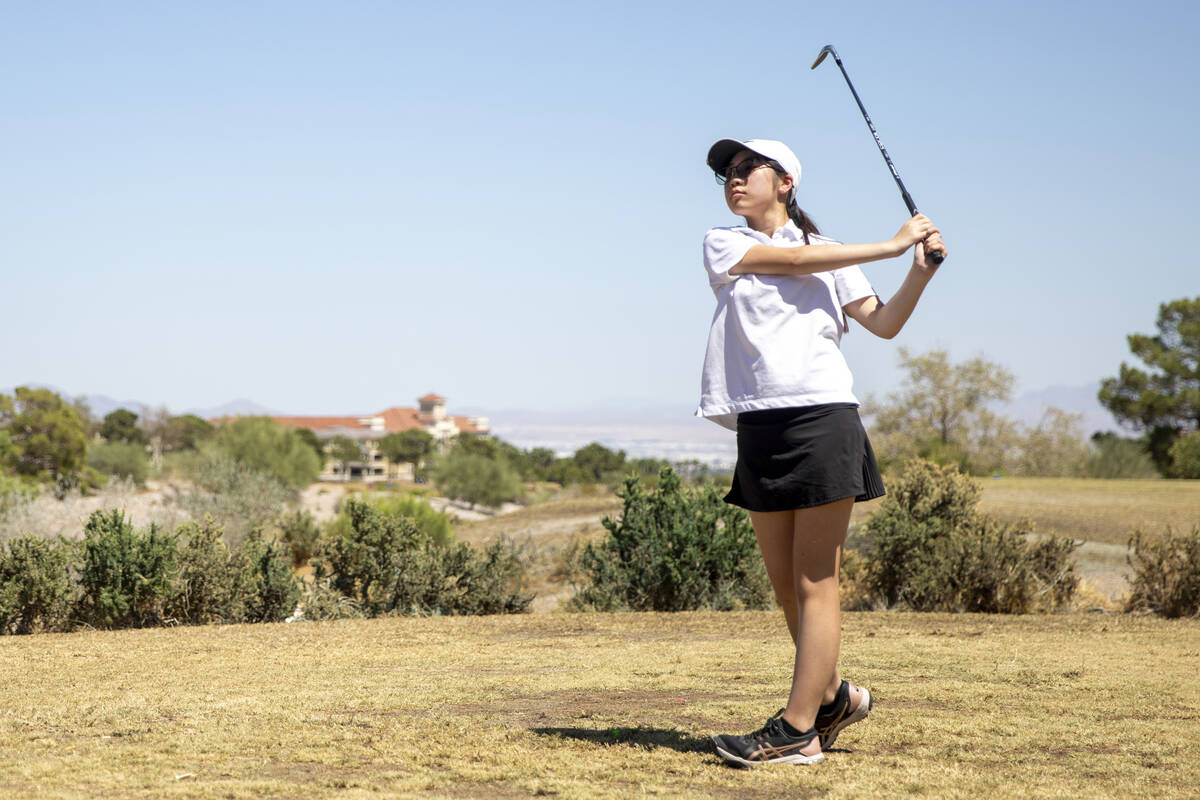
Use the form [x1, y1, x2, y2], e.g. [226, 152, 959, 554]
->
[815, 680, 873, 749]
[711, 710, 824, 767]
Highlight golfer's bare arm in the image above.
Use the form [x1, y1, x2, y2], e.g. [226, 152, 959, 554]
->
[728, 215, 936, 277]
[844, 234, 947, 340]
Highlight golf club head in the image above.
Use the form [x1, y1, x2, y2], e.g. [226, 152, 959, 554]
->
[811, 44, 838, 70]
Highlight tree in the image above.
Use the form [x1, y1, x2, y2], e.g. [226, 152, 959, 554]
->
[99, 409, 146, 445]
[0, 387, 91, 485]
[452, 433, 501, 460]
[1014, 408, 1090, 477]
[378, 429, 435, 469]
[162, 414, 214, 452]
[293, 428, 325, 464]
[327, 435, 362, 480]
[1167, 432, 1200, 479]
[208, 417, 321, 489]
[1099, 297, 1200, 471]
[1084, 433, 1158, 479]
[866, 348, 1018, 475]
[572, 442, 627, 484]
[433, 450, 523, 508]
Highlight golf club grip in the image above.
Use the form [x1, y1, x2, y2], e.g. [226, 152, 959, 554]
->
[928, 248, 945, 265]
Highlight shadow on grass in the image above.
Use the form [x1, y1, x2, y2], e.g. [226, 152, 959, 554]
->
[530, 725, 712, 754]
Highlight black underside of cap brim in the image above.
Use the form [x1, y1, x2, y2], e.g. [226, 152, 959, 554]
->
[706, 139, 747, 172]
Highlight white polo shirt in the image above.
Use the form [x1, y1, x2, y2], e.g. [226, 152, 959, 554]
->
[695, 221, 877, 431]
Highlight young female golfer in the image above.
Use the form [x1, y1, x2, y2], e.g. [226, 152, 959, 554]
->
[698, 138, 946, 767]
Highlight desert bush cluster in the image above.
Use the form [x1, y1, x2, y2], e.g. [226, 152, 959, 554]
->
[0, 510, 299, 634]
[0, 489, 535, 634]
[1125, 526, 1200, 618]
[568, 467, 771, 612]
[312, 499, 530, 617]
[851, 459, 1079, 613]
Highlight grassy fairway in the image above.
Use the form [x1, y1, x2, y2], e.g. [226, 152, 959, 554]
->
[975, 478, 1200, 546]
[3, 612, 1197, 799]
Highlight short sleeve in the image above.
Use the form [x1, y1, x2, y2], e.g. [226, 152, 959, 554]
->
[832, 264, 876, 307]
[703, 228, 756, 288]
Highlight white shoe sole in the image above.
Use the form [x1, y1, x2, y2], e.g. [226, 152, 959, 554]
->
[711, 738, 825, 767]
[821, 685, 872, 750]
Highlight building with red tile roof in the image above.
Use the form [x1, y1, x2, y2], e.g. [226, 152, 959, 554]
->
[221, 394, 489, 482]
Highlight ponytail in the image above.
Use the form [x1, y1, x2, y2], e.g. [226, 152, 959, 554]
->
[765, 158, 821, 243]
[788, 199, 820, 245]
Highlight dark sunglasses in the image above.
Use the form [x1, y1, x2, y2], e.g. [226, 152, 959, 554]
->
[715, 156, 779, 185]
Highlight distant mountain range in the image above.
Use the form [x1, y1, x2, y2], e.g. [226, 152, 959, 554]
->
[0, 384, 280, 420]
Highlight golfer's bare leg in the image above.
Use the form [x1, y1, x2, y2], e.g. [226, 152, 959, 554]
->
[750, 510, 800, 645]
[780, 497, 854, 732]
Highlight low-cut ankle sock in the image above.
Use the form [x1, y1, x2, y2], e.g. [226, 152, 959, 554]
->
[779, 716, 811, 737]
[818, 681, 847, 717]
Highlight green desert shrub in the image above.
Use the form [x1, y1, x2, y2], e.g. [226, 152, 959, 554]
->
[208, 417, 321, 489]
[229, 529, 302, 623]
[1126, 527, 1200, 618]
[169, 516, 300, 624]
[313, 499, 531, 616]
[1084, 434, 1159, 478]
[860, 459, 1078, 613]
[180, 454, 291, 545]
[0, 474, 38, 518]
[569, 467, 771, 612]
[0, 535, 74, 634]
[76, 509, 177, 629]
[1167, 432, 1200, 479]
[279, 509, 322, 567]
[328, 493, 452, 549]
[302, 580, 365, 621]
[431, 449, 523, 508]
[168, 516, 239, 624]
[87, 441, 150, 486]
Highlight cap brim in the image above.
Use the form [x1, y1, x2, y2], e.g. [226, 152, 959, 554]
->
[706, 139, 748, 173]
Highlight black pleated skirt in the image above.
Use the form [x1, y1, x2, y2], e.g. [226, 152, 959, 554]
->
[724, 403, 886, 512]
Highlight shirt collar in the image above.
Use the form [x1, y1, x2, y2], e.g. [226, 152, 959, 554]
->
[738, 219, 802, 242]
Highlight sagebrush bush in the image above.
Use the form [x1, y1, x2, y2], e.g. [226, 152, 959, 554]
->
[76, 509, 177, 629]
[313, 499, 531, 616]
[569, 467, 771, 612]
[169, 516, 238, 624]
[328, 493, 453, 548]
[431, 450, 523, 508]
[86, 441, 150, 486]
[0, 535, 74, 634]
[861, 459, 1078, 613]
[169, 516, 301, 624]
[230, 529, 302, 623]
[303, 580, 365, 621]
[1126, 527, 1200, 618]
[1084, 435, 1159, 478]
[0, 474, 38, 519]
[179, 454, 291, 545]
[279, 509, 322, 567]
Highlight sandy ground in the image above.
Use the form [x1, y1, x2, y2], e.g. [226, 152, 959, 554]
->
[0, 479, 191, 541]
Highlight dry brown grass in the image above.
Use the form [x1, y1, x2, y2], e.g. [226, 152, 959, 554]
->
[975, 478, 1200, 546]
[2, 611, 1197, 799]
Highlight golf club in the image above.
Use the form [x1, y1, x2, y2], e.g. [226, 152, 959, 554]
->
[811, 44, 945, 264]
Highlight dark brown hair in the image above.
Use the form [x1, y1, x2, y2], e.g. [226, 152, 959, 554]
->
[765, 159, 820, 244]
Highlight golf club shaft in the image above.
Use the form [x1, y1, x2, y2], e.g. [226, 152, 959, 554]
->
[814, 47, 945, 264]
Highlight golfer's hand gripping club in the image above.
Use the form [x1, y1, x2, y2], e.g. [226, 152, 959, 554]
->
[812, 44, 946, 265]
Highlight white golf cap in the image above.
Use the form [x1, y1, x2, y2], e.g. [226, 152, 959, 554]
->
[706, 138, 802, 202]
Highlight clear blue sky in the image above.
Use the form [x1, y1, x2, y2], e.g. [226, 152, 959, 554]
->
[3, 1, 1196, 416]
